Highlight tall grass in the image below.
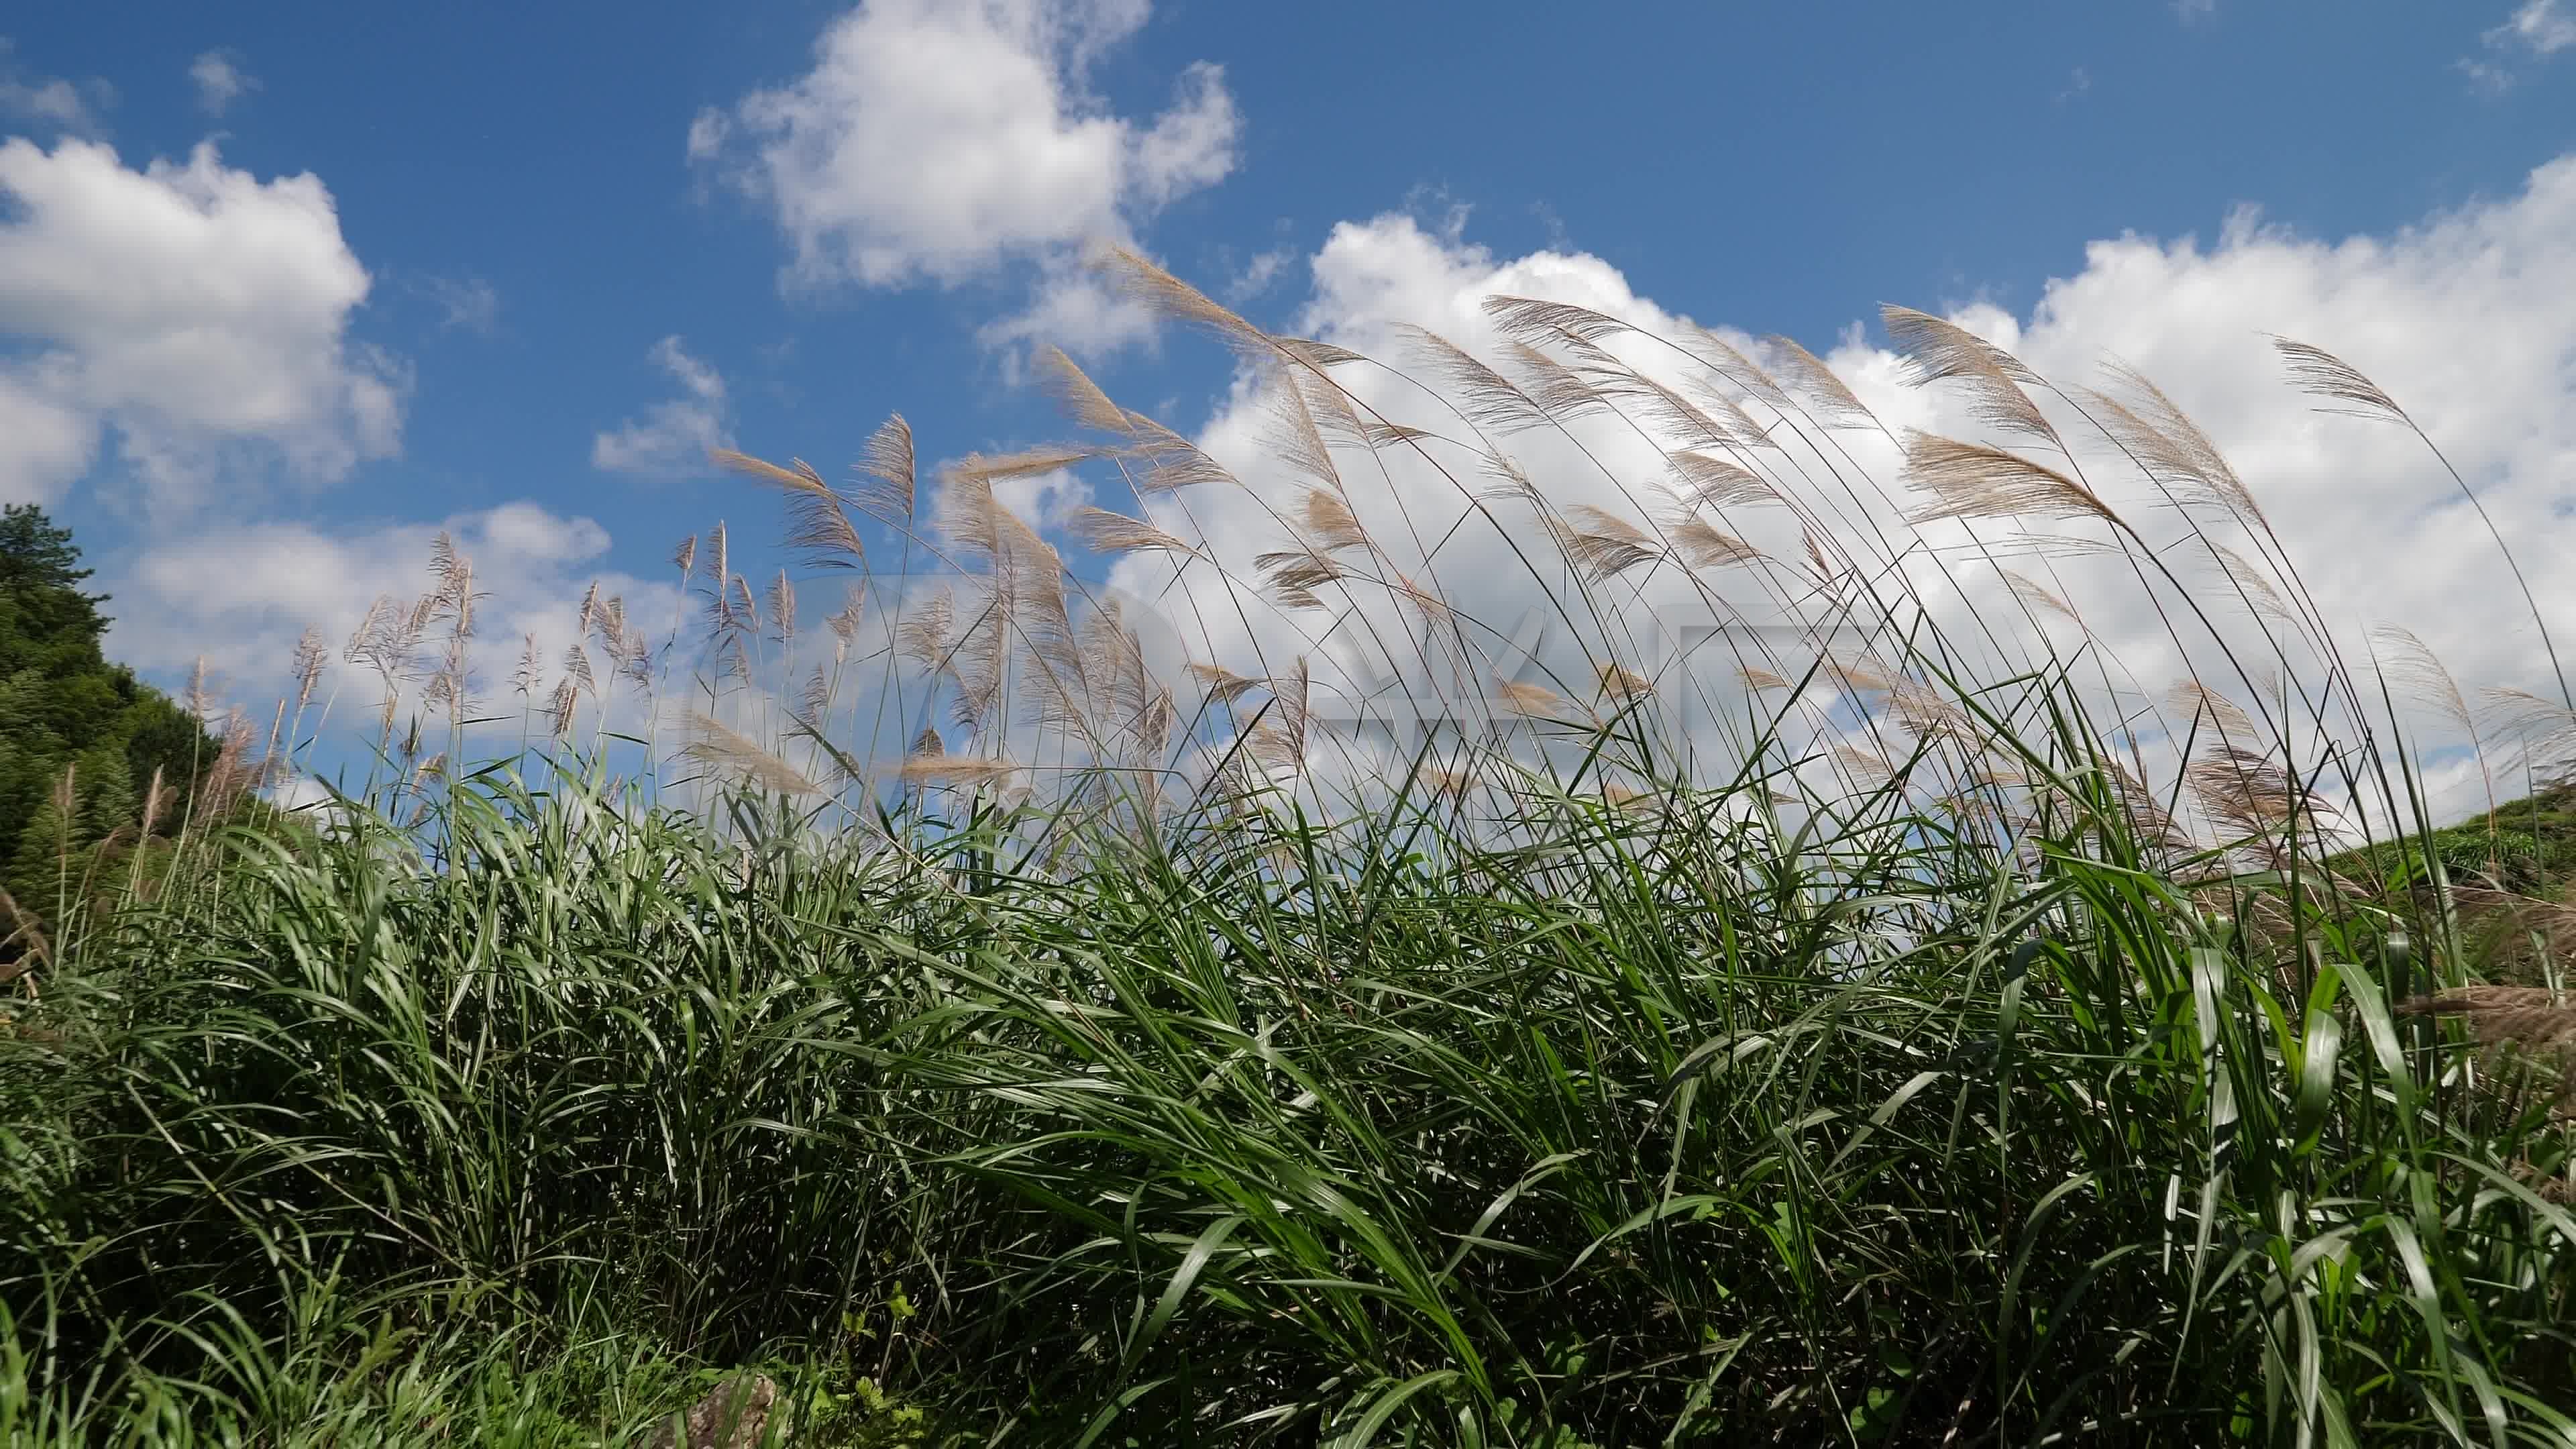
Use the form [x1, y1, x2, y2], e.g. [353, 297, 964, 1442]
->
[4, 254, 2574, 1444]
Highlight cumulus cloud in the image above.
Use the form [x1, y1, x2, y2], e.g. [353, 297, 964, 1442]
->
[109, 500, 682, 745]
[189, 50, 256, 115]
[693, 0, 1238, 356]
[1063, 154, 2576, 828]
[591, 335, 732, 477]
[0, 138, 403, 511]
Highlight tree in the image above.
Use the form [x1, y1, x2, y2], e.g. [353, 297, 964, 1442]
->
[0, 503, 106, 602]
[0, 507, 218, 946]
[4, 774, 73, 926]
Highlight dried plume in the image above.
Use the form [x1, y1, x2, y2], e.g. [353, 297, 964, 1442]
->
[2169, 681, 2259, 751]
[2398, 985, 2576, 1108]
[545, 679, 579, 739]
[1678, 324, 1796, 413]
[899, 754, 1024, 789]
[1760, 334, 1878, 429]
[1664, 451, 1778, 511]
[1481, 294, 1634, 348]
[1672, 519, 1761, 570]
[1587, 365, 1747, 451]
[826, 586, 865, 651]
[1497, 677, 1576, 720]
[1502, 340, 1612, 423]
[1549, 504, 1662, 581]
[1036, 347, 1134, 435]
[1596, 661, 1655, 700]
[855, 414, 918, 524]
[682, 711, 821, 796]
[716, 449, 868, 569]
[1402, 327, 1553, 434]
[2271, 336, 2408, 423]
[1302, 489, 1371, 552]
[1880, 305, 2060, 446]
[1091, 244, 1269, 356]
[1901, 433, 2123, 530]
[289, 627, 328, 711]
[768, 570, 797, 644]
[1244, 658, 1311, 771]
[2002, 570, 2085, 629]
[511, 635, 543, 698]
[2086, 360, 2263, 524]
[895, 587, 955, 676]
[1188, 662, 1266, 706]
[1071, 506, 1196, 557]
[2209, 541, 2295, 626]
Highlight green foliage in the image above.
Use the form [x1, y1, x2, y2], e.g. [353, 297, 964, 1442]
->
[2, 744, 2570, 1444]
[0, 506, 217, 942]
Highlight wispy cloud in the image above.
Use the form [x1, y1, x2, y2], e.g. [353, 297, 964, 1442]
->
[2459, 0, 2576, 92]
[189, 50, 257, 115]
[422, 274, 500, 335]
[1224, 244, 1298, 304]
[591, 336, 731, 478]
[0, 38, 106, 134]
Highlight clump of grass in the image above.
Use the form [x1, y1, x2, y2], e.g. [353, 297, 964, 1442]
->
[5, 254, 2576, 1443]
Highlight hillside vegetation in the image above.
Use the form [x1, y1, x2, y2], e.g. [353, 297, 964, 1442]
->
[0, 505, 230, 955]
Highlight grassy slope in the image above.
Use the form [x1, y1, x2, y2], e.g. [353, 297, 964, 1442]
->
[3, 758, 2572, 1445]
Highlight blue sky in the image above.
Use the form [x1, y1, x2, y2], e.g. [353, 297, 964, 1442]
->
[2, 1, 2573, 816]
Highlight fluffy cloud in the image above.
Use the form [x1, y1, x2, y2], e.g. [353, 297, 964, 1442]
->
[110, 500, 681, 745]
[694, 0, 1237, 354]
[0, 138, 403, 511]
[1073, 155, 2576, 827]
[591, 335, 732, 477]
[189, 50, 256, 115]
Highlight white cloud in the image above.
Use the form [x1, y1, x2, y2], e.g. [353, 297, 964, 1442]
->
[2461, 0, 2576, 90]
[0, 138, 403, 511]
[990, 467, 1093, 532]
[591, 335, 733, 477]
[974, 257, 1161, 364]
[1223, 244, 1298, 304]
[694, 0, 1238, 355]
[109, 500, 679, 743]
[2493, 0, 2576, 54]
[422, 274, 500, 335]
[189, 50, 257, 115]
[1075, 154, 2576, 828]
[0, 40, 103, 134]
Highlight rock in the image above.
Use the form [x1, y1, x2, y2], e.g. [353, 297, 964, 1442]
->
[647, 1373, 780, 1449]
